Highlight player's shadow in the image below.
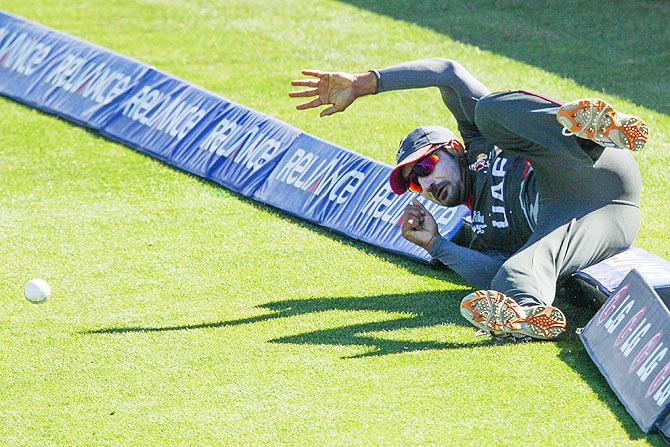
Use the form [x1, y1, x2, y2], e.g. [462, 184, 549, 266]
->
[337, 0, 669, 115]
[264, 289, 493, 358]
[86, 289, 499, 357]
[87, 283, 665, 443]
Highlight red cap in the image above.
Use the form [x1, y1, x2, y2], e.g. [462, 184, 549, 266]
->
[388, 144, 439, 194]
[388, 126, 462, 195]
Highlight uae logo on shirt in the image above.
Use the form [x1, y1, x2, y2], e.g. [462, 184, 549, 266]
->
[469, 153, 489, 172]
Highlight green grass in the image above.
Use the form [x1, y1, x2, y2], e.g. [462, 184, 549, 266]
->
[0, 1, 668, 445]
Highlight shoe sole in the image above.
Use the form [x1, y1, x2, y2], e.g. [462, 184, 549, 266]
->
[460, 290, 567, 340]
[556, 98, 648, 152]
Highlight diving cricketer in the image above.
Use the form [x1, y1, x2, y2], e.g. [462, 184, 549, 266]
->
[290, 58, 649, 341]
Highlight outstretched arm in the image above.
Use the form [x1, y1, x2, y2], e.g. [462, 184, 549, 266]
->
[290, 59, 490, 145]
[374, 58, 490, 145]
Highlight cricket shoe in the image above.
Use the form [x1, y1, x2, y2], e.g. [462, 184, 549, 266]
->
[460, 290, 567, 340]
[557, 98, 649, 151]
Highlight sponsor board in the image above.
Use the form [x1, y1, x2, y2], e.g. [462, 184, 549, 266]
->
[0, 13, 147, 127]
[101, 72, 221, 155]
[254, 133, 371, 223]
[172, 102, 301, 197]
[0, 11, 466, 262]
[253, 133, 470, 257]
[580, 269, 670, 432]
[574, 247, 670, 300]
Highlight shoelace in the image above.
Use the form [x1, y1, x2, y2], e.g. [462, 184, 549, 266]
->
[483, 290, 509, 332]
[483, 290, 495, 328]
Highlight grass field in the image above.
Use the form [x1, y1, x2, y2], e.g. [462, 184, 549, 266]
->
[1, 1, 669, 445]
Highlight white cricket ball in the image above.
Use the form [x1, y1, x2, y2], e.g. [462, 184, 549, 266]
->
[24, 278, 50, 304]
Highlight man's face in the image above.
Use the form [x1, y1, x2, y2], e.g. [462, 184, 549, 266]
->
[402, 149, 463, 206]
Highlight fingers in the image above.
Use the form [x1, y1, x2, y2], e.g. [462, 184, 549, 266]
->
[289, 88, 319, 98]
[411, 198, 428, 211]
[320, 104, 340, 117]
[291, 71, 326, 110]
[403, 208, 425, 229]
[405, 201, 427, 217]
[291, 79, 319, 87]
[301, 69, 327, 78]
[296, 97, 325, 110]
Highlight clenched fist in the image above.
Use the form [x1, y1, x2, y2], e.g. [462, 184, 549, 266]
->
[401, 199, 440, 251]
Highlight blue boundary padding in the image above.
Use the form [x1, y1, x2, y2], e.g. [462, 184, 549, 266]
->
[0, 10, 468, 262]
[574, 247, 670, 297]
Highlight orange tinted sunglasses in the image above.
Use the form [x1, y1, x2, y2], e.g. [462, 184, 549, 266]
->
[407, 154, 440, 193]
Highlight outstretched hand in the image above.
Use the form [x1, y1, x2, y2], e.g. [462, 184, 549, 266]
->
[401, 199, 440, 251]
[289, 70, 358, 117]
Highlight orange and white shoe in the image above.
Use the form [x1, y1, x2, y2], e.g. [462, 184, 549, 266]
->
[460, 290, 567, 340]
[557, 98, 648, 152]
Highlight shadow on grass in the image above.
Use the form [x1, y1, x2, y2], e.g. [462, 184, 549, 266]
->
[339, 0, 670, 114]
[84, 282, 664, 442]
[86, 289, 500, 357]
[87, 282, 666, 443]
[557, 343, 666, 445]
